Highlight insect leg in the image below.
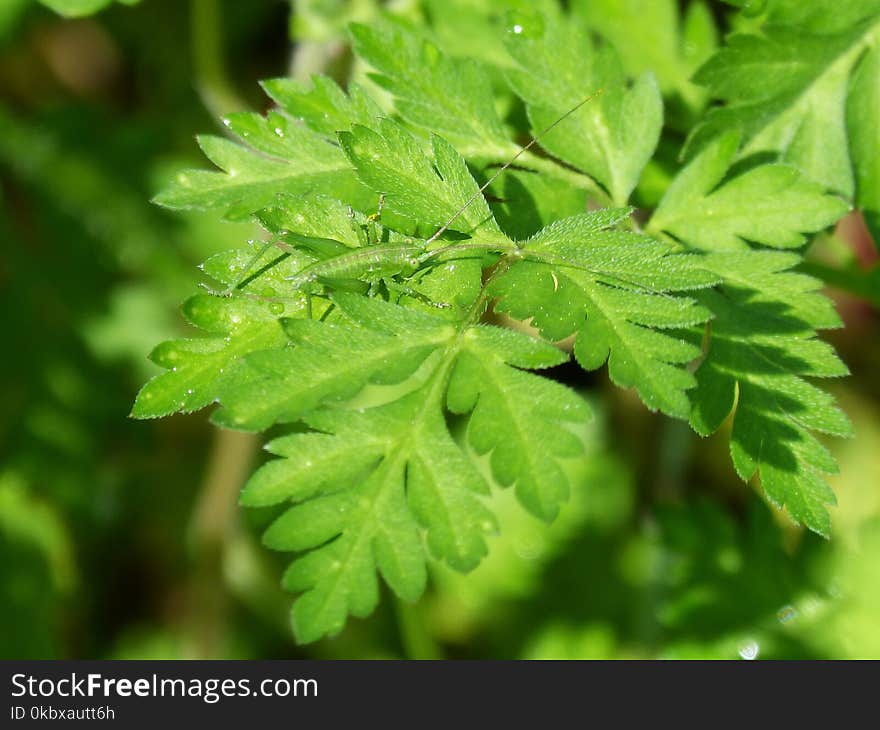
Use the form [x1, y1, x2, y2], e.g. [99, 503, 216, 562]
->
[219, 240, 276, 296]
[211, 238, 302, 298]
[383, 279, 451, 309]
[366, 194, 386, 246]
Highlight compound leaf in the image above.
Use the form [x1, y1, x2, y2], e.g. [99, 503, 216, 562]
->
[236, 294, 591, 641]
[489, 210, 717, 418]
[651, 131, 849, 250]
[131, 295, 290, 419]
[504, 11, 663, 205]
[687, 5, 880, 205]
[349, 20, 515, 159]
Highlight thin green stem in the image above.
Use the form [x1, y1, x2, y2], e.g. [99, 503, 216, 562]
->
[190, 0, 247, 119]
[185, 429, 259, 658]
[394, 597, 441, 660]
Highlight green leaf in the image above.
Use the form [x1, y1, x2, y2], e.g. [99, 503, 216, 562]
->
[349, 20, 515, 158]
[651, 90, 854, 534]
[489, 210, 717, 418]
[847, 42, 880, 243]
[570, 0, 718, 113]
[212, 314, 449, 431]
[155, 82, 378, 218]
[339, 119, 503, 237]
[421, 0, 559, 70]
[235, 294, 591, 642]
[154, 108, 370, 220]
[448, 327, 588, 521]
[651, 131, 849, 250]
[766, 0, 880, 34]
[39, 0, 138, 18]
[690, 280, 852, 537]
[260, 76, 383, 138]
[503, 11, 663, 205]
[687, 7, 880, 200]
[131, 295, 290, 419]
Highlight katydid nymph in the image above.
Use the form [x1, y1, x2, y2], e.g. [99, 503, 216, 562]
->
[214, 88, 685, 316]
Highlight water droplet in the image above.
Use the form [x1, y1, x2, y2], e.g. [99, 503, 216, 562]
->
[738, 639, 760, 660]
[268, 302, 284, 315]
[222, 118, 231, 127]
[274, 127, 284, 137]
[776, 605, 798, 625]
[506, 11, 544, 38]
[186, 388, 194, 396]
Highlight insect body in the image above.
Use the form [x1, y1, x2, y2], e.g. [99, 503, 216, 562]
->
[285, 245, 423, 288]
[285, 242, 430, 316]
[217, 88, 681, 313]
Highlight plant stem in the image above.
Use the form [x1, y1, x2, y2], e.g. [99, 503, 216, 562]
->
[184, 428, 259, 658]
[394, 596, 441, 660]
[190, 0, 246, 119]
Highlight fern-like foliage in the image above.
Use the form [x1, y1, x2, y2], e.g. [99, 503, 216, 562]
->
[134, 6, 860, 640]
[651, 130, 852, 536]
[686, 0, 880, 239]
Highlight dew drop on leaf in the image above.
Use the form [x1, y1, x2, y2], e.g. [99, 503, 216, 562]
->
[506, 11, 544, 39]
[268, 302, 284, 315]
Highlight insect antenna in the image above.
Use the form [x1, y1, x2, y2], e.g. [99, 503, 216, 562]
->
[417, 242, 689, 302]
[219, 238, 298, 296]
[424, 88, 604, 247]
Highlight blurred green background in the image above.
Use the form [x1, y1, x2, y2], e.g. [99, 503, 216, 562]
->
[1, 0, 878, 660]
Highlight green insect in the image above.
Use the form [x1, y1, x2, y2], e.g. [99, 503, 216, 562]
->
[222, 194, 444, 317]
[218, 89, 681, 313]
